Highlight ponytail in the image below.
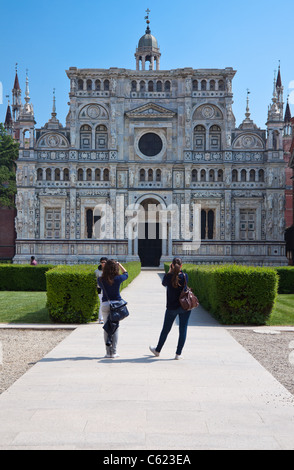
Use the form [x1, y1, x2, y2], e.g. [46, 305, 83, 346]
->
[170, 257, 182, 288]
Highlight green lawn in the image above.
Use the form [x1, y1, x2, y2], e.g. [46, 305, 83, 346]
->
[0, 291, 51, 323]
[267, 294, 294, 326]
[0, 291, 294, 325]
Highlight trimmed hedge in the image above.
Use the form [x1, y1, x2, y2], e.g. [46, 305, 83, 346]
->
[46, 261, 141, 324]
[274, 267, 294, 294]
[0, 264, 55, 291]
[46, 265, 98, 324]
[164, 263, 278, 325]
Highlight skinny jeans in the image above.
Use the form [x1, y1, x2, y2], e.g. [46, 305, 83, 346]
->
[156, 306, 191, 356]
[101, 302, 119, 356]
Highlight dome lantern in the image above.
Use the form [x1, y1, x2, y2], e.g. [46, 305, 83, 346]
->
[135, 9, 161, 71]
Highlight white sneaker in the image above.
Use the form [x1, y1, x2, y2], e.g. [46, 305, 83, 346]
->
[149, 346, 160, 357]
[104, 354, 112, 358]
[175, 354, 183, 360]
[111, 353, 120, 358]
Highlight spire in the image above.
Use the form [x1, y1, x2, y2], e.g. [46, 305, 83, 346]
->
[239, 89, 258, 129]
[4, 100, 13, 131]
[284, 96, 291, 123]
[276, 62, 282, 88]
[44, 88, 62, 129]
[13, 68, 20, 90]
[51, 88, 57, 118]
[18, 69, 34, 121]
[12, 63, 21, 121]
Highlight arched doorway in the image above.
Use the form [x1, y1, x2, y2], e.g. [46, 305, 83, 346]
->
[138, 198, 162, 267]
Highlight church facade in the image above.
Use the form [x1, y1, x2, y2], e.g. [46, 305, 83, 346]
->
[8, 15, 288, 266]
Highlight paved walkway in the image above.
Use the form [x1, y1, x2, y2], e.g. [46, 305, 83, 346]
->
[1, 270, 294, 450]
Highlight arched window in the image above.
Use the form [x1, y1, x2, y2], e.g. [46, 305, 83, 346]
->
[95, 124, 108, 150]
[194, 125, 206, 151]
[55, 169, 60, 181]
[46, 168, 51, 181]
[201, 80, 207, 91]
[148, 169, 153, 181]
[148, 81, 154, 92]
[37, 169, 43, 181]
[164, 81, 171, 92]
[217, 169, 223, 182]
[209, 125, 221, 151]
[95, 169, 101, 181]
[63, 168, 69, 181]
[156, 81, 162, 92]
[86, 79, 92, 91]
[200, 169, 206, 182]
[103, 169, 109, 181]
[232, 169, 238, 182]
[140, 169, 145, 182]
[80, 124, 92, 150]
[95, 79, 101, 91]
[78, 169, 83, 181]
[210, 80, 215, 91]
[258, 169, 264, 182]
[209, 169, 215, 182]
[273, 131, 280, 150]
[249, 169, 255, 182]
[192, 80, 198, 91]
[156, 169, 161, 182]
[218, 80, 225, 91]
[86, 169, 92, 181]
[131, 81, 137, 92]
[192, 169, 197, 182]
[140, 81, 145, 92]
[104, 79, 109, 91]
[78, 79, 83, 91]
[241, 169, 247, 182]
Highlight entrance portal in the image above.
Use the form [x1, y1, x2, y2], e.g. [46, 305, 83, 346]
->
[137, 199, 162, 267]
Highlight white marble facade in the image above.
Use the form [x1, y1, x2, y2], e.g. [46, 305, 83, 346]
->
[13, 21, 288, 266]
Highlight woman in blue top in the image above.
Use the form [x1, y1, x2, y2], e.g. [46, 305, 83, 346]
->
[149, 257, 191, 360]
[98, 259, 128, 358]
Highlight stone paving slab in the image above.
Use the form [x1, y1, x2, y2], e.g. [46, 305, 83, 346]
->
[0, 270, 294, 450]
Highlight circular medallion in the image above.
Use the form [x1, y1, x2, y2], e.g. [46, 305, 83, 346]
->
[138, 132, 163, 157]
[47, 135, 60, 147]
[87, 105, 100, 119]
[202, 106, 215, 119]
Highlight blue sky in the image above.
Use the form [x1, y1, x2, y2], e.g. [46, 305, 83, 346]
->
[0, 0, 293, 129]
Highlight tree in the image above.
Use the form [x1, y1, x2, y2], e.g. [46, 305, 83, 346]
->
[0, 123, 19, 208]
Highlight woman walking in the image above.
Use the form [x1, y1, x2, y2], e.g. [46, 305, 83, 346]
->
[149, 257, 191, 360]
[98, 259, 128, 358]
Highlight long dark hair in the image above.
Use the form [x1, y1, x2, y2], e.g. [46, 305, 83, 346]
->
[101, 259, 119, 285]
[170, 257, 183, 288]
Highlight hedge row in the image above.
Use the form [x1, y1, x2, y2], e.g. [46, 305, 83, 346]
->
[46, 261, 141, 324]
[164, 263, 279, 325]
[0, 264, 55, 291]
[274, 267, 294, 294]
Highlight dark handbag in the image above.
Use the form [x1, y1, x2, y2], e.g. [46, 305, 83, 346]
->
[179, 274, 199, 311]
[99, 279, 129, 322]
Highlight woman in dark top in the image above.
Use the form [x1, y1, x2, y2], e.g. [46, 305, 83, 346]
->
[149, 257, 191, 360]
[98, 259, 128, 358]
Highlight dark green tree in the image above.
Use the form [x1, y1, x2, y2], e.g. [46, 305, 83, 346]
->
[0, 123, 19, 208]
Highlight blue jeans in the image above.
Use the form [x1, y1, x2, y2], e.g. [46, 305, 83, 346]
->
[156, 306, 191, 356]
